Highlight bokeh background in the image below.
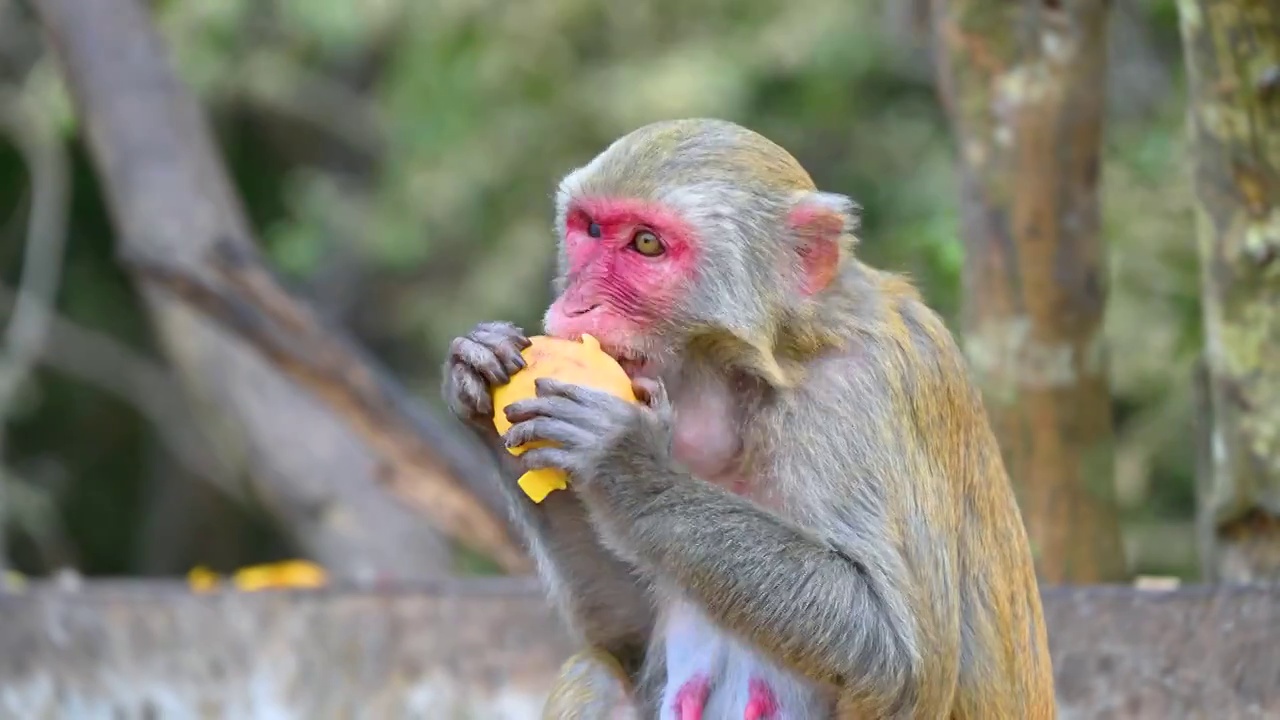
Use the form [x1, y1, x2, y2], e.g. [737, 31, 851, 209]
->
[0, 0, 1200, 580]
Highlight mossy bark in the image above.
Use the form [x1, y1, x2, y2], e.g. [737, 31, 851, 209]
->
[1178, 0, 1280, 583]
[932, 0, 1126, 583]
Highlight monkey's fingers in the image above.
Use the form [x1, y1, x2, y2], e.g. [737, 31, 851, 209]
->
[631, 378, 668, 411]
[518, 446, 580, 476]
[449, 336, 511, 385]
[533, 377, 616, 407]
[492, 342, 528, 376]
[448, 364, 493, 417]
[470, 325, 530, 374]
[504, 417, 593, 450]
[504, 396, 597, 426]
[474, 320, 531, 347]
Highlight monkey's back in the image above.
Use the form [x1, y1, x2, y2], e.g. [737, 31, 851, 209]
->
[905, 292, 1058, 720]
[947, 460, 1057, 720]
[825, 275, 1057, 720]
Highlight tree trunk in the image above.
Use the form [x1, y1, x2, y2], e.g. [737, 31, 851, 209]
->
[932, 0, 1126, 583]
[1178, 0, 1280, 583]
[30, 0, 532, 579]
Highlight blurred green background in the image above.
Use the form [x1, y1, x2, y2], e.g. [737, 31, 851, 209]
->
[0, 0, 1201, 578]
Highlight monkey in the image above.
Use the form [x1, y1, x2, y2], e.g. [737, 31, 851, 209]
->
[443, 118, 1056, 719]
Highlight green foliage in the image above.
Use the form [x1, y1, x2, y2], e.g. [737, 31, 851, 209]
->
[0, 0, 1204, 578]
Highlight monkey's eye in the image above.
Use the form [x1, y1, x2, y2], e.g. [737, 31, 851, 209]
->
[629, 229, 665, 257]
[587, 222, 602, 239]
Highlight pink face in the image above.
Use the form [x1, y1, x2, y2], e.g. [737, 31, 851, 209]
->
[544, 196, 700, 374]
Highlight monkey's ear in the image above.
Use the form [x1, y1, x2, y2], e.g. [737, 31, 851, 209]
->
[786, 191, 861, 296]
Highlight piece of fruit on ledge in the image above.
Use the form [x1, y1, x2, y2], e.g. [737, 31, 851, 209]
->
[187, 560, 327, 592]
[490, 334, 637, 503]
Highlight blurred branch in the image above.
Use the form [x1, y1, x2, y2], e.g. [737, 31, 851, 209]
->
[882, 0, 935, 73]
[0, 464, 72, 570]
[224, 49, 383, 161]
[0, 83, 70, 574]
[0, 285, 249, 505]
[117, 243, 532, 572]
[31, 0, 528, 577]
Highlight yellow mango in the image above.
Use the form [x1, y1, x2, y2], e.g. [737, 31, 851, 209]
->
[491, 334, 636, 502]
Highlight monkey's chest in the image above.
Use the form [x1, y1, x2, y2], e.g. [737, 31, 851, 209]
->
[670, 390, 749, 493]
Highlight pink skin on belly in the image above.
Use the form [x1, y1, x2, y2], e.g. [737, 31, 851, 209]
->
[671, 675, 779, 720]
[745, 678, 779, 719]
[673, 674, 712, 720]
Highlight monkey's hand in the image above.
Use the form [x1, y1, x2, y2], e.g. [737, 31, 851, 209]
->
[503, 376, 675, 499]
[442, 321, 532, 430]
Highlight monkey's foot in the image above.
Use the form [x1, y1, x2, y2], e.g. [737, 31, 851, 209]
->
[743, 678, 778, 720]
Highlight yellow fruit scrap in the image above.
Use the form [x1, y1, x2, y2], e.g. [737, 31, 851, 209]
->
[186, 565, 219, 592]
[490, 334, 637, 503]
[186, 560, 327, 592]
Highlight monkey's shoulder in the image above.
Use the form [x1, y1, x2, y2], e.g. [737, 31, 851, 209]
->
[768, 332, 991, 464]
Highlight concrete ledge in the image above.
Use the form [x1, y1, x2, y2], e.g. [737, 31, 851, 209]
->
[0, 580, 1276, 718]
[1041, 584, 1278, 718]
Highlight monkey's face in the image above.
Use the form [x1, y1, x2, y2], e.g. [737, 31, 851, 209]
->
[543, 119, 862, 384]
[543, 194, 700, 379]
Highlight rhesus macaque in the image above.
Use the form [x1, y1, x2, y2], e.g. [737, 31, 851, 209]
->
[443, 119, 1055, 719]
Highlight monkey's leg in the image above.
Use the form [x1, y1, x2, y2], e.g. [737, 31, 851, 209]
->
[571, 457, 928, 715]
[720, 646, 831, 719]
[658, 601, 725, 720]
[658, 600, 829, 720]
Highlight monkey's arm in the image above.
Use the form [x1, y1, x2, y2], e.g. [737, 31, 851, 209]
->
[441, 323, 657, 677]
[506, 378, 955, 717]
[476, 429, 657, 676]
[588, 466, 930, 714]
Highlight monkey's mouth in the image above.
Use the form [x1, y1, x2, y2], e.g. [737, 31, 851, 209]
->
[606, 347, 655, 379]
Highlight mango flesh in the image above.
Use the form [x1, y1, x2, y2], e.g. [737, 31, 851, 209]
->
[491, 334, 637, 502]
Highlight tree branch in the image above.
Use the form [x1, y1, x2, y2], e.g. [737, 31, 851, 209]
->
[0, 82, 71, 574]
[0, 285, 247, 504]
[29, 0, 529, 576]
[117, 242, 529, 571]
